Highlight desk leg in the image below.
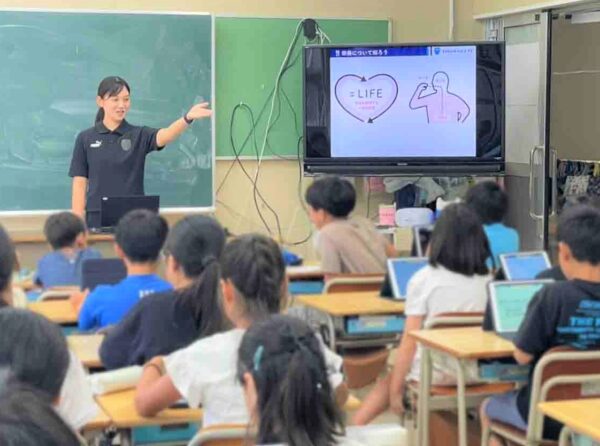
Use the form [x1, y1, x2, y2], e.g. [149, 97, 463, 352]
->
[119, 428, 132, 446]
[558, 427, 571, 446]
[418, 346, 432, 446]
[452, 358, 468, 446]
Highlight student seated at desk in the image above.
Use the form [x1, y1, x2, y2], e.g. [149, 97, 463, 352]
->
[100, 215, 227, 369]
[0, 308, 98, 433]
[0, 376, 80, 446]
[238, 315, 362, 446]
[465, 181, 519, 269]
[305, 176, 395, 276]
[134, 234, 344, 427]
[353, 203, 492, 425]
[481, 205, 600, 443]
[0, 226, 98, 430]
[35, 212, 102, 289]
[76, 209, 172, 331]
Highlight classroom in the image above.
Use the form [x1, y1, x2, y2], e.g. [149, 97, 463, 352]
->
[1, 0, 600, 445]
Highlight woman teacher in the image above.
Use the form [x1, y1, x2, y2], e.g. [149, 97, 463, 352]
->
[69, 76, 212, 228]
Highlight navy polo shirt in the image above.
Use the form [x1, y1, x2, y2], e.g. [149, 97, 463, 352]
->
[69, 120, 163, 227]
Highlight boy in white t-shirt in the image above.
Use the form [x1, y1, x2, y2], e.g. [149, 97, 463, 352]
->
[353, 203, 492, 425]
[135, 234, 345, 427]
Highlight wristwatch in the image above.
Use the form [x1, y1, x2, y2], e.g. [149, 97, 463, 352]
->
[183, 113, 194, 125]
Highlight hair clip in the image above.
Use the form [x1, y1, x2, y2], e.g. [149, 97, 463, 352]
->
[253, 345, 264, 372]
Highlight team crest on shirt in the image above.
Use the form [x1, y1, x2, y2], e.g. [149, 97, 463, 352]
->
[120, 138, 132, 151]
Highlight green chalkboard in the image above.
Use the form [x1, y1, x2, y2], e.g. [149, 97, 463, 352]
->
[215, 17, 390, 158]
[0, 11, 213, 212]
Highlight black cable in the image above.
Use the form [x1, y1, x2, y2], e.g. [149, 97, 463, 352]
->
[229, 103, 283, 240]
[287, 135, 312, 246]
[217, 29, 304, 194]
[366, 179, 372, 218]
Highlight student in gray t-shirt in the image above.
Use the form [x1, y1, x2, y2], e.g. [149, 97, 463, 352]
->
[305, 176, 395, 276]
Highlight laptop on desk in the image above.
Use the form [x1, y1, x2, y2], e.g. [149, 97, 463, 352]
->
[488, 280, 553, 341]
[91, 195, 160, 233]
[387, 257, 428, 300]
[500, 251, 551, 281]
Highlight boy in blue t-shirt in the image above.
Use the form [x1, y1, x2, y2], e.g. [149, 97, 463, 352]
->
[77, 209, 171, 331]
[465, 181, 519, 269]
[35, 212, 102, 288]
[480, 205, 600, 443]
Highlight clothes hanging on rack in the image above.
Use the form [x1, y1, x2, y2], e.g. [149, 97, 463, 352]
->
[556, 158, 600, 210]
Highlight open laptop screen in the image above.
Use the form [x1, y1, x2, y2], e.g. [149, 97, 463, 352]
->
[489, 281, 550, 333]
[500, 252, 551, 281]
[387, 258, 428, 299]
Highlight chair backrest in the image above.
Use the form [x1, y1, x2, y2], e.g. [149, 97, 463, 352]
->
[527, 346, 600, 441]
[323, 274, 385, 294]
[425, 312, 484, 329]
[187, 424, 248, 446]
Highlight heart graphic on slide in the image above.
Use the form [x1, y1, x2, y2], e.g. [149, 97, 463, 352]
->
[334, 74, 399, 123]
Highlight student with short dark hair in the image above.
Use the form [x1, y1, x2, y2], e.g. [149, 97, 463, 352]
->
[0, 374, 80, 446]
[100, 215, 227, 369]
[353, 203, 492, 425]
[481, 205, 600, 443]
[134, 234, 344, 427]
[77, 209, 172, 331]
[0, 226, 98, 431]
[305, 176, 394, 275]
[465, 181, 519, 267]
[35, 211, 102, 288]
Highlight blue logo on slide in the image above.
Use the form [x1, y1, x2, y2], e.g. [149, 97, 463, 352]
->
[434, 47, 441, 55]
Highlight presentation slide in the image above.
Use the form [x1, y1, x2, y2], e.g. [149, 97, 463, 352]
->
[330, 45, 477, 158]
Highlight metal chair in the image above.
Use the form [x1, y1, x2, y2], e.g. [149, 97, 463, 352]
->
[482, 347, 600, 446]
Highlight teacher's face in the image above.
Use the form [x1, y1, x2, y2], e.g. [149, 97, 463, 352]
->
[96, 88, 131, 124]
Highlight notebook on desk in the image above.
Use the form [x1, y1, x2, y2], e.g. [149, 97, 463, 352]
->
[500, 251, 551, 281]
[387, 257, 428, 300]
[488, 280, 553, 341]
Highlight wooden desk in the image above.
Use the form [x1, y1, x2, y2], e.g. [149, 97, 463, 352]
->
[286, 263, 324, 281]
[410, 326, 515, 360]
[296, 292, 405, 350]
[68, 334, 104, 369]
[538, 399, 600, 446]
[410, 327, 515, 446]
[97, 389, 203, 446]
[82, 406, 112, 432]
[28, 300, 77, 325]
[12, 232, 114, 244]
[296, 292, 405, 316]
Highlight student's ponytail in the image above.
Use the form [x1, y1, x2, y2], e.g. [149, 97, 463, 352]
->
[237, 315, 344, 446]
[165, 215, 227, 335]
[176, 256, 227, 335]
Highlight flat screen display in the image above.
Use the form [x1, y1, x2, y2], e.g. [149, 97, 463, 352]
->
[304, 42, 504, 175]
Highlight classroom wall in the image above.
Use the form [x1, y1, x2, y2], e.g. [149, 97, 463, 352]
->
[551, 18, 600, 161]
[472, 0, 587, 17]
[0, 0, 452, 268]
